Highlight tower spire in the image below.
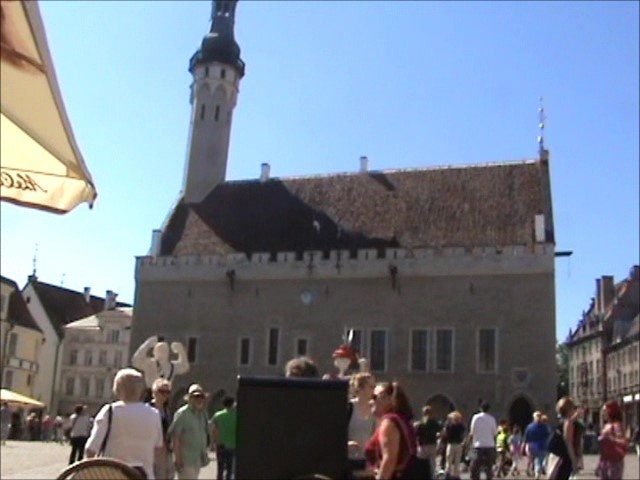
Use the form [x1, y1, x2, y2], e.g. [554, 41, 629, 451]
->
[29, 243, 38, 282]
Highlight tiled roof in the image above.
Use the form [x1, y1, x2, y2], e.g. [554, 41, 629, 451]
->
[7, 289, 42, 333]
[161, 160, 553, 256]
[29, 281, 131, 338]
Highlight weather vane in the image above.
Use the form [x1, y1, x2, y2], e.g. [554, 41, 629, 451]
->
[32, 243, 38, 278]
[537, 96, 546, 157]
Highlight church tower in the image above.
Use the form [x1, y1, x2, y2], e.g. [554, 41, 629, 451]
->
[182, 0, 245, 203]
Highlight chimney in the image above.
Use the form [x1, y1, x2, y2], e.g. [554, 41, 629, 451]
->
[260, 163, 270, 182]
[104, 290, 117, 310]
[600, 275, 615, 312]
[630, 265, 640, 280]
[83, 287, 91, 304]
[359, 156, 368, 173]
[595, 278, 602, 314]
[150, 229, 162, 257]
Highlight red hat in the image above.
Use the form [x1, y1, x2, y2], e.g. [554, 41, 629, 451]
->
[332, 344, 358, 363]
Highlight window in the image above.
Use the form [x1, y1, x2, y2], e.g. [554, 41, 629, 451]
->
[296, 338, 308, 357]
[98, 350, 107, 366]
[187, 337, 198, 364]
[221, 68, 226, 79]
[267, 328, 279, 366]
[27, 373, 32, 386]
[70, 349, 78, 366]
[435, 329, 454, 372]
[65, 377, 75, 396]
[95, 377, 105, 399]
[478, 328, 497, 373]
[205, 66, 209, 77]
[214, 105, 220, 121]
[107, 330, 120, 344]
[239, 337, 251, 366]
[199, 104, 205, 120]
[84, 350, 93, 366]
[0, 294, 6, 313]
[113, 350, 122, 368]
[4, 369, 13, 389]
[346, 328, 364, 357]
[81, 377, 90, 397]
[410, 329, 429, 372]
[369, 330, 387, 372]
[7, 332, 17, 357]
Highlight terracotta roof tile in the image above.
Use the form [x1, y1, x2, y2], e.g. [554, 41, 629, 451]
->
[161, 160, 552, 256]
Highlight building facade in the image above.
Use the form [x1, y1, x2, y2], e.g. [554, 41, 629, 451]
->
[1, 276, 44, 398]
[131, 0, 559, 426]
[23, 278, 129, 414]
[566, 266, 639, 429]
[58, 307, 132, 415]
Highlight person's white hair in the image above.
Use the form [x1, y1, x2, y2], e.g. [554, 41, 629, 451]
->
[112, 368, 145, 402]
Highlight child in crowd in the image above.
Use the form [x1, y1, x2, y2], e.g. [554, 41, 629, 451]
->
[509, 425, 523, 476]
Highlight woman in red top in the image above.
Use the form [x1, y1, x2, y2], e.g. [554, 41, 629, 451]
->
[364, 382, 416, 480]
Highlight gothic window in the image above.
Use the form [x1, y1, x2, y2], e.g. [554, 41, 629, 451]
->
[410, 329, 429, 372]
[187, 337, 198, 364]
[369, 329, 387, 372]
[267, 328, 279, 366]
[435, 328, 454, 373]
[296, 338, 308, 357]
[221, 68, 226, 79]
[239, 337, 251, 366]
[199, 104, 206, 120]
[478, 328, 497, 373]
[214, 105, 220, 121]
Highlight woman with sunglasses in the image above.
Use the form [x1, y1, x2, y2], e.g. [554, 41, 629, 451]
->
[364, 382, 417, 480]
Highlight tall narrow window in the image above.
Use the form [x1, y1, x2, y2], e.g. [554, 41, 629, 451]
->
[410, 329, 429, 372]
[346, 328, 364, 357]
[98, 349, 107, 366]
[84, 349, 93, 366]
[7, 332, 17, 357]
[214, 105, 220, 121]
[370, 330, 387, 372]
[95, 377, 105, 399]
[296, 338, 308, 357]
[239, 337, 251, 366]
[70, 349, 78, 366]
[200, 104, 206, 120]
[205, 66, 210, 77]
[114, 350, 123, 368]
[65, 377, 75, 396]
[268, 328, 279, 366]
[221, 68, 226, 79]
[478, 328, 497, 373]
[187, 337, 198, 364]
[435, 329, 454, 372]
[81, 377, 90, 397]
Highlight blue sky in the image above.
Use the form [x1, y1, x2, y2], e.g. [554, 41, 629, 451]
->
[1, 1, 638, 342]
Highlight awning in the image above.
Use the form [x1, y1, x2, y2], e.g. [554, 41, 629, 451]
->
[1, 0, 97, 214]
[0, 388, 45, 407]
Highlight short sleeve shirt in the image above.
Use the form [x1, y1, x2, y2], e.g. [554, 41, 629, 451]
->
[212, 408, 237, 449]
[168, 404, 210, 468]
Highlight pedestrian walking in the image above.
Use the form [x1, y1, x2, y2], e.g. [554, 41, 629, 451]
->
[67, 404, 91, 464]
[211, 396, 237, 480]
[508, 425, 523, 476]
[523, 411, 548, 480]
[169, 383, 211, 480]
[546, 397, 581, 480]
[597, 400, 629, 480]
[468, 401, 497, 480]
[347, 372, 376, 475]
[443, 410, 466, 479]
[413, 405, 441, 478]
[85, 368, 164, 480]
[149, 378, 175, 480]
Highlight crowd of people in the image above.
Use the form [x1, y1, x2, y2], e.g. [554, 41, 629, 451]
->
[2, 356, 639, 480]
[0, 401, 72, 444]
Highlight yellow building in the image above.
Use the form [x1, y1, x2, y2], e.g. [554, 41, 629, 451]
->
[1, 276, 44, 399]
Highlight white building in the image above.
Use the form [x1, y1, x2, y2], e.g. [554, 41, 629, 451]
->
[58, 307, 133, 415]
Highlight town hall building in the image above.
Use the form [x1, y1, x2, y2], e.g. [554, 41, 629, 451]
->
[130, 0, 558, 426]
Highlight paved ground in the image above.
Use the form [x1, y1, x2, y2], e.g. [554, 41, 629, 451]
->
[0, 440, 638, 479]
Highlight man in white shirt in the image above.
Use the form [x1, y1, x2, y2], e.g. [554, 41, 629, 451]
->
[468, 402, 498, 480]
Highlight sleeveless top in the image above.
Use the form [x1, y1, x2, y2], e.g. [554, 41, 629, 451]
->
[364, 413, 416, 474]
[348, 399, 376, 460]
